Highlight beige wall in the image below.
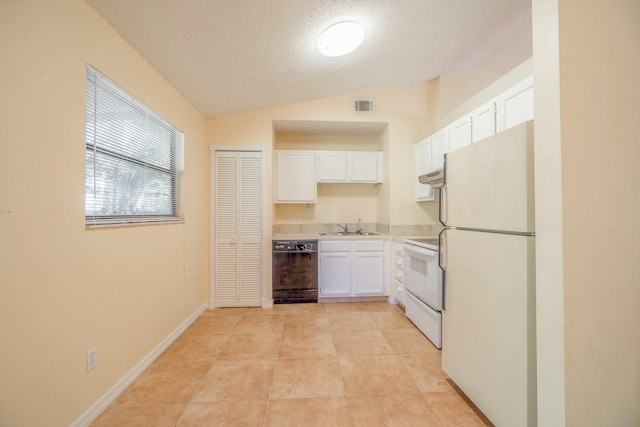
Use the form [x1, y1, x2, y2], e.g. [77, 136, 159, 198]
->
[558, 0, 640, 425]
[0, 1, 209, 425]
[437, 68, 502, 121]
[207, 81, 441, 229]
[533, 0, 640, 425]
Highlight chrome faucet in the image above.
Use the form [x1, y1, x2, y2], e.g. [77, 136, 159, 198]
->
[355, 218, 362, 234]
[337, 223, 348, 233]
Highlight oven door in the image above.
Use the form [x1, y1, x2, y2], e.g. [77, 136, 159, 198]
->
[403, 243, 443, 310]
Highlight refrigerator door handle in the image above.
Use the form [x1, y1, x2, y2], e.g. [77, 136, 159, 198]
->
[439, 228, 448, 272]
[438, 228, 447, 311]
[439, 185, 448, 226]
[439, 153, 448, 226]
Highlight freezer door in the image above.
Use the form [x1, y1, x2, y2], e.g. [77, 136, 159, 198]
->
[443, 121, 534, 233]
[441, 229, 536, 427]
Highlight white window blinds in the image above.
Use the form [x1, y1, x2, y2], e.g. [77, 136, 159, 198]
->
[85, 66, 184, 226]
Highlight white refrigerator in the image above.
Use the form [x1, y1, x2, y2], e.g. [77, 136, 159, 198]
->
[439, 121, 536, 427]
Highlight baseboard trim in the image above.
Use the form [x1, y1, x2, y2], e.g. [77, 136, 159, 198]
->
[70, 303, 207, 427]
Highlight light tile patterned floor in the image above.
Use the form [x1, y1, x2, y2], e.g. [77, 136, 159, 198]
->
[92, 302, 492, 426]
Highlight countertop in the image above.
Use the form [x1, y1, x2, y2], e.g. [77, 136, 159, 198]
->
[272, 233, 439, 242]
[272, 232, 390, 241]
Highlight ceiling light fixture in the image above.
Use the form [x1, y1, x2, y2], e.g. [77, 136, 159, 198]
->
[317, 21, 365, 57]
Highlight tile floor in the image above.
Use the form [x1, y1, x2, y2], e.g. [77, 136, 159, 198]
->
[92, 302, 492, 426]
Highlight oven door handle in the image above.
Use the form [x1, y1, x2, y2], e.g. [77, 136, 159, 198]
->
[403, 244, 438, 258]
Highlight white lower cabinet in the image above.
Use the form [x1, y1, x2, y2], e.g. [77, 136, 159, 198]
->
[352, 241, 386, 295]
[318, 241, 351, 296]
[319, 239, 389, 297]
[391, 241, 406, 306]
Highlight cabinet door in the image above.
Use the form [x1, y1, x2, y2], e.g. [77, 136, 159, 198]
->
[352, 251, 385, 295]
[430, 128, 449, 172]
[349, 152, 381, 183]
[275, 151, 317, 203]
[317, 152, 348, 182]
[415, 139, 431, 177]
[496, 76, 534, 132]
[415, 139, 436, 201]
[318, 252, 351, 296]
[448, 115, 473, 153]
[471, 101, 497, 142]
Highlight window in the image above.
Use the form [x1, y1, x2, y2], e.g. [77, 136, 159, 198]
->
[85, 66, 183, 226]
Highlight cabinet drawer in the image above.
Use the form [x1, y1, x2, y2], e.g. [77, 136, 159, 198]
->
[352, 240, 385, 252]
[393, 242, 405, 256]
[405, 292, 442, 349]
[394, 278, 406, 306]
[393, 255, 404, 270]
[393, 267, 404, 283]
[319, 240, 350, 252]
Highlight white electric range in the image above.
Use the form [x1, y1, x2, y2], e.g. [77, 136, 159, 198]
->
[403, 238, 443, 348]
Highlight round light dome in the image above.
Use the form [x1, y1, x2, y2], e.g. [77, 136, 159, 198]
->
[317, 21, 365, 57]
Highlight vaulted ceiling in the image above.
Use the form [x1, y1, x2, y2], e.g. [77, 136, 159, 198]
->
[86, 0, 532, 117]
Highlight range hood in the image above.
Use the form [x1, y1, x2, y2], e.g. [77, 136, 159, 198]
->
[418, 169, 444, 188]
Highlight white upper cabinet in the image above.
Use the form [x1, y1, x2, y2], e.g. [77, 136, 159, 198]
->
[471, 100, 497, 142]
[430, 128, 449, 172]
[317, 151, 348, 182]
[448, 115, 473, 153]
[415, 138, 436, 201]
[317, 151, 382, 183]
[348, 152, 382, 183]
[496, 76, 534, 133]
[414, 130, 447, 202]
[275, 150, 317, 203]
[414, 74, 534, 204]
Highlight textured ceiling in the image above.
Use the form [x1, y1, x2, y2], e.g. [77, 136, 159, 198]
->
[86, 0, 532, 117]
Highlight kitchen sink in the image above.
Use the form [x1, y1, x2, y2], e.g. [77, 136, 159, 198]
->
[318, 231, 381, 236]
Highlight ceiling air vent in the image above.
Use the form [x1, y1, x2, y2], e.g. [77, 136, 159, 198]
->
[354, 99, 375, 113]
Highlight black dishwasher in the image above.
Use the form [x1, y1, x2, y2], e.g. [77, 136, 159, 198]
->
[272, 240, 318, 304]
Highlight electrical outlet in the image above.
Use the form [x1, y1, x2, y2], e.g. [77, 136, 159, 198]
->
[322, 216, 328, 224]
[87, 347, 97, 372]
[294, 217, 299, 224]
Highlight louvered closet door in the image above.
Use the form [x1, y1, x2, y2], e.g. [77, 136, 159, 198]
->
[238, 153, 263, 305]
[214, 151, 264, 307]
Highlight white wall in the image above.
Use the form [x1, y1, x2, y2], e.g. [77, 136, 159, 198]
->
[0, 1, 209, 425]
